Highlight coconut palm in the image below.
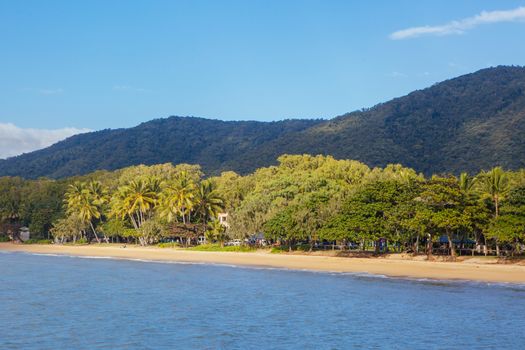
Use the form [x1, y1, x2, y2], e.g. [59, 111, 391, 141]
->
[459, 172, 476, 196]
[111, 178, 160, 229]
[65, 181, 105, 243]
[159, 172, 195, 224]
[193, 180, 224, 224]
[206, 219, 228, 247]
[64, 182, 86, 209]
[1, 200, 21, 224]
[87, 181, 108, 205]
[478, 167, 509, 218]
[477, 167, 511, 256]
[87, 181, 110, 241]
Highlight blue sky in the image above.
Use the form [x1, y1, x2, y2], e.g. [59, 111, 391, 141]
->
[1, 0, 525, 157]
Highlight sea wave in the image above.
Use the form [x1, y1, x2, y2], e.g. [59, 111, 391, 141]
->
[9, 250, 525, 289]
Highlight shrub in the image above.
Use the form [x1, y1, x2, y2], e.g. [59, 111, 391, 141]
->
[296, 243, 311, 251]
[270, 247, 286, 254]
[0, 236, 10, 242]
[23, 239, 52, 245]
[270, 244, 309, 253]
[78, 237, 88, 244]
[188, 244, 255, 252]
[157, 242, 181, 248]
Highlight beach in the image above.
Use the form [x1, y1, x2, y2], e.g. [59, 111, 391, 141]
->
[1, 242, 524, 283]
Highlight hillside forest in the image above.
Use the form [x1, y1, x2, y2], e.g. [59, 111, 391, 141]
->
[1, 66, 524, 179]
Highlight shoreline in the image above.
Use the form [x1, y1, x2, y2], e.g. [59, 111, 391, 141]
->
[1, 243, 525, 284]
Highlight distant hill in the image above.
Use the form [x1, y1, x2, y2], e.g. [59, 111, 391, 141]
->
[0, 118, 323, 178]
[254, 65, 525, 175]
[1, 66, 524, 178]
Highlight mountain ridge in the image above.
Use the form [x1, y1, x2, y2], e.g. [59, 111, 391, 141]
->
[1, 65, 524, 178]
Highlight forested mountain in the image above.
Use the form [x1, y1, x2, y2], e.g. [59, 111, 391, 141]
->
[257, 65, 525, 175]
[0, 118, 323, 178]
[1, 65, 524, 178]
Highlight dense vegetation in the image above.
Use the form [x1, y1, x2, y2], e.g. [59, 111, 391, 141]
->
[1, 155, 524, 257]
[1, 66, 525, 179]
[0, 118, 323, 178]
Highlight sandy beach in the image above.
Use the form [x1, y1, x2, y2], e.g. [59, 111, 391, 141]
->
[1, 242, 524, 283]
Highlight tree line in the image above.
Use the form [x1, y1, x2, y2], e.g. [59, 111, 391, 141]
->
[0, 155, 524, 257]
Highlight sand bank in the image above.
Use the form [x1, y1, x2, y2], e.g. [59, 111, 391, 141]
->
[1, 243, 524, 283]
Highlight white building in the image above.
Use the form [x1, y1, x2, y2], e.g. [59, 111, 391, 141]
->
[218, 213, 230, 228]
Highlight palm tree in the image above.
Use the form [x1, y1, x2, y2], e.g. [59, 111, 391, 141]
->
[458, 172, 476, 196]
[193, 180, 224, 224]
[110, 178, 160, 230]
[478, 167, 509, 218]
[1, 200, 21, 224]
[87, 181, 109, 242]
[207, 219, 228, 247]
[65, 181, 105, 243]
[478, 167, 510, 256]
[65, 182, 86, 208]
[159, 172, 195, 224]
[87, 181, 108, 205]
[459, 173, 488, 255]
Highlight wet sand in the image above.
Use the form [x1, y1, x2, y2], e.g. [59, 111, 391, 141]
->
[1, 243, 524, 283]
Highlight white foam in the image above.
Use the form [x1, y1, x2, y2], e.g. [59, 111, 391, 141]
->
[11, 250, 525, 288]
[28, 253, 64, 257]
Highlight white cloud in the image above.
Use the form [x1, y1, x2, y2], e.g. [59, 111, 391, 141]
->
[0, 123, 91, 159]
[390, 6, 525, 40]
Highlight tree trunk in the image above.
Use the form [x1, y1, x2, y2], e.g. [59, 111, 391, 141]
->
[129, 215, 139, 230]
[89, 222, 101, 244]
[474, 233, 480, 255]
[427, 234, 433, 258]
[414, 235, 419, 254]
[447, 234, 456, 257]
[496, 243, 500, 257]
[494, 195, 499, 219]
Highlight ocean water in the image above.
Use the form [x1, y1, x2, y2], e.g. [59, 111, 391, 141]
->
[0, 252, 524, 349]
